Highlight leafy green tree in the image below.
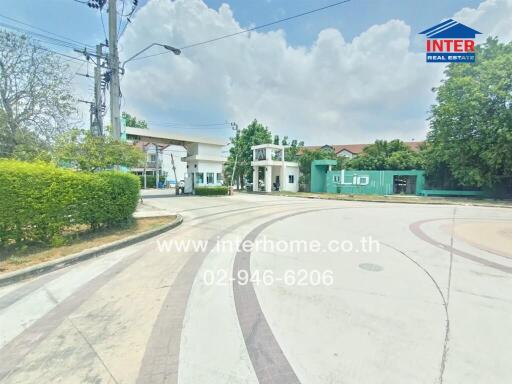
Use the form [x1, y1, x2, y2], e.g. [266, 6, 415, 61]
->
[345, 140, 423, 170]
[122, 112, 148, 129]
[298, 148, 337, 189]
[55, 129, 144, 172]
[225, 119, 272, 187]
[427, 37, 512, 191]
[0, 31, 75, 157]
[284, 139, 304, 162]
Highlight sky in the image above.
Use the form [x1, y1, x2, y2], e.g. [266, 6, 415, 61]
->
[1, 0, 512, 145]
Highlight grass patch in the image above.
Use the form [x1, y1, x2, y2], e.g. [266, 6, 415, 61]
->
[0, 216, 175, 274]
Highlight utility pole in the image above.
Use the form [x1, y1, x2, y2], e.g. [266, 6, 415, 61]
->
[109, 0, 121, 140]
[230, 122, 240, 189]
[92, 44, 104, 136]
[170, 153, 178, 195]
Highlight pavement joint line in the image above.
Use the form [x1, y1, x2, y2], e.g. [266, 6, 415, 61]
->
[67, 316, 120, 384]
[379, 241, 450, 384]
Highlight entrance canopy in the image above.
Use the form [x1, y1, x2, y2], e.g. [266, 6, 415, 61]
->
[125, 127, 227, 193]
[124, 127, 226, 147]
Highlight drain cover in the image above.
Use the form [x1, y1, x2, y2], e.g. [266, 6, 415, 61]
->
[359, 263, 383, 272]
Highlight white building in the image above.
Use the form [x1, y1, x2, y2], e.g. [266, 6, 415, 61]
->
[251, 144, 299, 193]
[182, 142, 226, 193]
[125, 127, 226, 193]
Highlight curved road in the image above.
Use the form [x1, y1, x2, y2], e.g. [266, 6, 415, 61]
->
[0, 194, 511, 384]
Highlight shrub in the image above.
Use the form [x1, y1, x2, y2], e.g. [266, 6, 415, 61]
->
[0, 159, 140, 245]
[138, 175, 158, 188]
[194, 186, 229, 196]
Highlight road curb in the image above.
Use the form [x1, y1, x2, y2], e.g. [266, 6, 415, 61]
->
[274, 192, 512, 208]
[0, 215, 183, 288]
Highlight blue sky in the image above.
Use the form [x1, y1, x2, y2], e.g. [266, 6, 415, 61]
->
[1, 0, 482, 52]
[0, 0, 506, 144]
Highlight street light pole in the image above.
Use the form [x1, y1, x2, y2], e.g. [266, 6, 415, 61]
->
[121, 43, 181, 72]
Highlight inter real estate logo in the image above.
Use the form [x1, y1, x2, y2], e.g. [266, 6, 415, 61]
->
[419, 19, 481, 63]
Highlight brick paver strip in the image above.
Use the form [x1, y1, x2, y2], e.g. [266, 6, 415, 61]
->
[136, 205, 313, 384]
[0, 203, 297, 381]
[232, 209, 339, 384]
[410, 218, 512, 274]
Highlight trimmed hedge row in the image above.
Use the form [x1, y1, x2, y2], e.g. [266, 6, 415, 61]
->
[194, 186, 229, 196]
[0, 160, 140, 245]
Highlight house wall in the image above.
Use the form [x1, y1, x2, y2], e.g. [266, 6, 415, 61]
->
[184, 160, 224, 193]
[337, 150, 355, 159]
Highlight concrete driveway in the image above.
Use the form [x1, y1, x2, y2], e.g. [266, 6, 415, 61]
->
[0, 194, 511, 384]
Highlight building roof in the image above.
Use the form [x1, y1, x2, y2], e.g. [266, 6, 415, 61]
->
[300, 141, 424, 155]
[419, 19, 481, 39]
[125, 127, 226, 147]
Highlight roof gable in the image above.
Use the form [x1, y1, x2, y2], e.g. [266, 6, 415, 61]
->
[420, 19, 481, 39]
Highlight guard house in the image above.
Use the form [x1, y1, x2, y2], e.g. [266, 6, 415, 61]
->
[125, 127, 227, 193]
[251, 144, 299, 193]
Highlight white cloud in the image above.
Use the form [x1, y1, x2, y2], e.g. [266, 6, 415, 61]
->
[455, 0, 512, 42]
[119, 0, 510, 145]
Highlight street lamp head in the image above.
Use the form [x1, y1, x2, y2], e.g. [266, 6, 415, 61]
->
[162, 45, 181, 55]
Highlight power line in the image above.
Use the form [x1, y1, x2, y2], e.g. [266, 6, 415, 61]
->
[34, 44, 89, 63]
[0, 21, 90, 51]
[133, 0, 352, 61]
[0, 12, 94, 48]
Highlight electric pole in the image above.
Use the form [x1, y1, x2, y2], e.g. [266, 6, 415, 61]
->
[171, 153, 178, 195]
[92, 44, 104, 136]
[230, 122, 240, 188]
[109, 0, 121, 140]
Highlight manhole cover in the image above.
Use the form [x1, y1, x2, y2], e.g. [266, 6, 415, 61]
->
[359, 263, 383, 272]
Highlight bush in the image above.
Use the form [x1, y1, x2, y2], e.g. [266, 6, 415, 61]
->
[0, 160, 140, 245]
[194, 186, 229, 196]
[138, 175, 161, 188]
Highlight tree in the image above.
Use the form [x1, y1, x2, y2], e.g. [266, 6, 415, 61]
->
[345, 140, 423, 170]
[427, 37, 512, 191]
[0, 31, 75, 157]
[284, 139, 304, 162]
[55, 129, 144, 172]
[122, 112, 148, 129]
[225, 119, 272, 188]
[298, 147, 337, 189]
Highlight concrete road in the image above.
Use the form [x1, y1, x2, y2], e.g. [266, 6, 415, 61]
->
[0, 194, 511, 384]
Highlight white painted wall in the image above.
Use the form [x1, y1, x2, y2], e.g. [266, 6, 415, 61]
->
[161, 145, 188, 183]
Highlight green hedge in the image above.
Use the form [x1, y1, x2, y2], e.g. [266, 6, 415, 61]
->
[194, 186, 229, 196]
[0, 160, 140, 245]
[138, 175, 158, 188]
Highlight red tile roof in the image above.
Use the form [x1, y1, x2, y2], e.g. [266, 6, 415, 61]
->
[300, 141, 424, 155]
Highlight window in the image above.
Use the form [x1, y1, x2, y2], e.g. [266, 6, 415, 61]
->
[207, 172, 214, 184]
[271, 149, 282, 161]
[149, 154, 157, 162]
[195, 172, 204, 184]
[216, 173, 223, 184]
[288, 175, 295, 184]
[333, 175, 340, 183]
[254, 148, 266, 160]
